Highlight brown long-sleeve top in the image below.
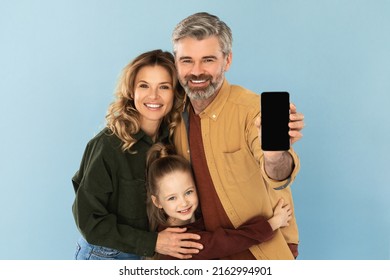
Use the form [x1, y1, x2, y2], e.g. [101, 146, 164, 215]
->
[157, 215, 275, 260]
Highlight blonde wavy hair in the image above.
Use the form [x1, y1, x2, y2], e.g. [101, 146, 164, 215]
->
[106, 49, 185, 152]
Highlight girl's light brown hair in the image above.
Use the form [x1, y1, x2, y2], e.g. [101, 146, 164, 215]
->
[146, 143, 193, 231]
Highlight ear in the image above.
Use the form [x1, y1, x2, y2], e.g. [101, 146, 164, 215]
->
[151, 195, 162, 209]
[224, 52, 233, 72]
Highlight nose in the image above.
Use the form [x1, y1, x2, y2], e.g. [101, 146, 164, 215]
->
[179, 196, 188, 207]
[149, 87, 159, 99]
[190, 61, 203, 76]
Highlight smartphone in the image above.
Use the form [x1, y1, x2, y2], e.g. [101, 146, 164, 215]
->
[261, 91, 290, 151]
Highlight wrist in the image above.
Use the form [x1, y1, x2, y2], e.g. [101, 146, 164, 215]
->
[263, 151, 287, 163]
[264, 151, 293, 181]
[267, 217, 279, 231]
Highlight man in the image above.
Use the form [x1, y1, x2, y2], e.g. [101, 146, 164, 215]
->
[172, 12, 304, 259]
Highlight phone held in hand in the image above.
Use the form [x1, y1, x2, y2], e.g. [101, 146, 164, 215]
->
[261, 91, 290, 151]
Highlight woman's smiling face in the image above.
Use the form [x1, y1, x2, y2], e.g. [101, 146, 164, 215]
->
[133, 65, 174, 128]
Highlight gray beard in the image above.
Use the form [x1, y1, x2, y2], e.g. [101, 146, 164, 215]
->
[182, 73, 225, 101]
[183, 83, 216, 100]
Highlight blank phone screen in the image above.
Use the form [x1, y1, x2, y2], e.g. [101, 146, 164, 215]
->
[261, 92, 290, 151]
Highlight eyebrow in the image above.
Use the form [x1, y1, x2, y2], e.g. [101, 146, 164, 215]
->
[178, 56, 192, 61]
[163, 193, 177, 200]
[178, 55, 218, 61]
[183, 186, 196, 193]
[136, 80, 172, 85]
[203, 55, 218, 60]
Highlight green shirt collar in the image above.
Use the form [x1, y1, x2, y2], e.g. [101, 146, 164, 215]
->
[133, 122, 170, 144]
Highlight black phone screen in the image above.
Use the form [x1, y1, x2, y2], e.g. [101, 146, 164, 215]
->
[261, 92, 290, 151]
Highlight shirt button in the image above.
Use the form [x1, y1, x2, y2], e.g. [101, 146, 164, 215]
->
[187, 149, 190, 154]
[212, 114, 216, 119]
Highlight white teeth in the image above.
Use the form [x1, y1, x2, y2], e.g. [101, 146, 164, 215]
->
[145, 103, 162, 108]
[179, 207, 191, 214]
[191, 80, 207, 84]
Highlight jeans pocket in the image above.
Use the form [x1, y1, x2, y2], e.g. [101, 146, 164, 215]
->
[89, 246, 121, 260]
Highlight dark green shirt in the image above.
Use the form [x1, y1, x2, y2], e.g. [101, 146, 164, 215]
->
[72, 126, 169, 257]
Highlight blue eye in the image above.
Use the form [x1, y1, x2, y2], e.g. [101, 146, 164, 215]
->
[185, 190, 193, 196]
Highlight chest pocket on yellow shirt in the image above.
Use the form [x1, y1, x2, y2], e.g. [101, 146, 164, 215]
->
[223, 148, 260, 184]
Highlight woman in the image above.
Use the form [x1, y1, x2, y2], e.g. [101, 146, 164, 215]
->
[72, 50, 202, 260]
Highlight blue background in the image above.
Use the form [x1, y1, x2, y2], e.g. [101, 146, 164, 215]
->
[1, 0, 389, 260]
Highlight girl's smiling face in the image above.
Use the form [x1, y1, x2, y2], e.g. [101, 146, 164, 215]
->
[152, 170, 198, 226]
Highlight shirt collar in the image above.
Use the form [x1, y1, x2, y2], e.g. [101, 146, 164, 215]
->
[198, 79, 230, 121]
[133, 122, 170, 144]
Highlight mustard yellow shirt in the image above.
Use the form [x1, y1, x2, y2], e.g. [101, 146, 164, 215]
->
[174, 80, 300, 259]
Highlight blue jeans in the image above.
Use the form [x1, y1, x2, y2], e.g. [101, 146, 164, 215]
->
[74, 237, 142, 260]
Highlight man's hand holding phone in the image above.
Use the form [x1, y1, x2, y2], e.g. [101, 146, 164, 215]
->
[256, 92, 304, 149]
[288, 103, 304, 145]
[255, 92, 305, 180]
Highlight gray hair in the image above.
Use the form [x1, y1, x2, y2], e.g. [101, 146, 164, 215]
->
[172, 12, 233, 57]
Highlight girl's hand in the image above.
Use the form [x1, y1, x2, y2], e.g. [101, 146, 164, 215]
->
[267, 199, 292, 231]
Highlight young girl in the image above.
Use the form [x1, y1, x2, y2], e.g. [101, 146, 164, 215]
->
[146, 143, 292, 260]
